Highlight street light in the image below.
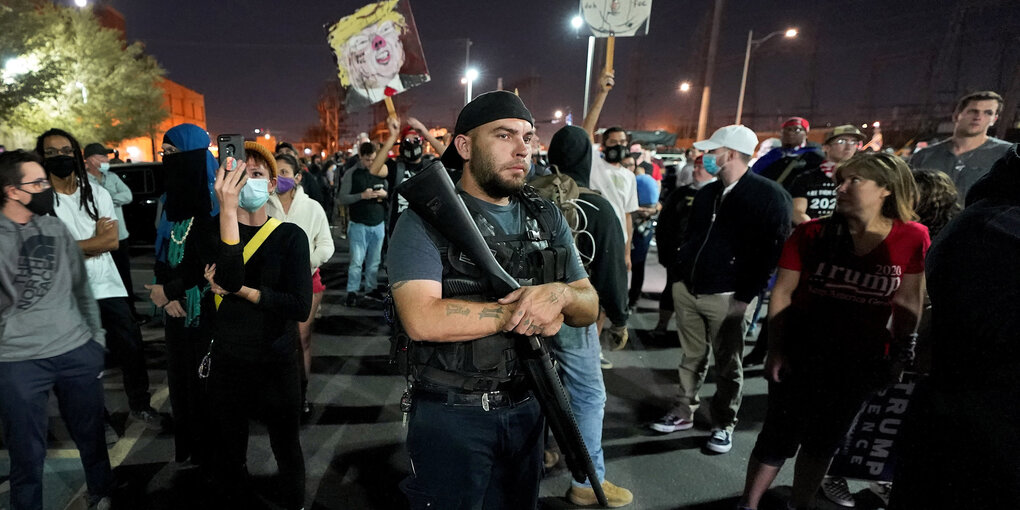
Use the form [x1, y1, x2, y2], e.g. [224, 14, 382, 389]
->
[554, 110, 563, 119]
[678, 81, 691, 93]
[571, 15, 583, 29]
[74, 0, 87, 7]
[735, 27, 798, 124]
[463, 68, 478, 105]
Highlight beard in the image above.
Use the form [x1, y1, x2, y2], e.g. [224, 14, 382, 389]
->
[470, 140, 526, 198]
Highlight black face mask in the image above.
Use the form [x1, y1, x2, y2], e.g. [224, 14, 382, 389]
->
[162, 149, 212, 221]
[401, 139, 423, 160]
[604, 145, 624, 164]
[44, 155, 77, 179]
[21, 188, 55, 216]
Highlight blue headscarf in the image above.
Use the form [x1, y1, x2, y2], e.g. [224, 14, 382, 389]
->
[164, 123, 220, 216]
[155, 123, 220, 263]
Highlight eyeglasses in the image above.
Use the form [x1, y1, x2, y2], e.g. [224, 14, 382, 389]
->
[17, 179, 52, 192]
[43, 147, 75, 158]
[830, 139, 861, 147]
[782, 126, 806, 133]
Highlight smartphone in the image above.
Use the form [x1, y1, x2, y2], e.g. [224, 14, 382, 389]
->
[372, 184, 384, 191]
[217, 134, 245, 169]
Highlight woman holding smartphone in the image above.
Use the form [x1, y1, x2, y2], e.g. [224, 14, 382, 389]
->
[266, 153, 334, 421]
[736, 152, 929, 510]
[204, 142, 311, 509]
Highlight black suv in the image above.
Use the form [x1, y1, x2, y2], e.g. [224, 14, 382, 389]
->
[111, 161, 164, 247]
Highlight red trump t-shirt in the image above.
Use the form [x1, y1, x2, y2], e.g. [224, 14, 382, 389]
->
[779, 218, 930, 355]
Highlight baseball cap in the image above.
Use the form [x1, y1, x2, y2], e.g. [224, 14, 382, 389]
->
[782, 117, 810, 131]
[692, 125, 759, 156]
[825, 125, 866, 144]
[440, 90, 534, 170]
[400, 126, 420, 141]
[83, 143, 114, 158]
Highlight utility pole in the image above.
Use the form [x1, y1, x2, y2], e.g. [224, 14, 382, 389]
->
[696, 0, 724, 139]
[464, 38, 472, 105]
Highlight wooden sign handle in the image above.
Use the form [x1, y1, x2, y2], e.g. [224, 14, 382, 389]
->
[604, 35, 615, 74]
[384, 96, 397, 119]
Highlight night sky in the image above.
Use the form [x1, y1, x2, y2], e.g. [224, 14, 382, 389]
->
[112, 0, 1017, 143]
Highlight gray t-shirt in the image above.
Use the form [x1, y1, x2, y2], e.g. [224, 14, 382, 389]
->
[910, 137, 1012, 204]
[387, 192, 587, 286]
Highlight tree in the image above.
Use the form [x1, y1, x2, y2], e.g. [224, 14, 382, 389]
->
[0, 0, 166, 145]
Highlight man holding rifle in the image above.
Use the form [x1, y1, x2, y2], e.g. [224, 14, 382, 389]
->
[387, 91, 599, 509]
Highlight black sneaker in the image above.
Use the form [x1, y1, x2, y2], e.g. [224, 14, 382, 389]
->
[821, 476, 856, 507]
[87, 495, 112, 510]
[129, 408, 165, 431]
[345, 292, 359, 307]
[705, 428, 732, 453]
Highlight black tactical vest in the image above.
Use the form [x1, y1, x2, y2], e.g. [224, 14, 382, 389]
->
[406, 187, 569, 392]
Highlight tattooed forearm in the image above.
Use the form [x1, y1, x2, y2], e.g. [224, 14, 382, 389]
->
[446, 304, 470, 316]
[391, 281, 408, 290]
[547, 284, 567, 304]
[478, 306, 504, 319]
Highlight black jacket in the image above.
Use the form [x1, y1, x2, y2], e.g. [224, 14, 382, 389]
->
[675, 169, 792, 303]
[548, 126, 629, 326]
[926, 143, 1020, 390]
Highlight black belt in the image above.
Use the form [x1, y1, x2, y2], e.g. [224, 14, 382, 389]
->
[415, 388, 532, 411]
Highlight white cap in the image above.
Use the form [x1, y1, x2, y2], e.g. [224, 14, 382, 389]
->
[693, 125, 759, 156]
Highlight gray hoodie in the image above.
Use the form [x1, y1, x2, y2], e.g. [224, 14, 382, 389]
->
[0, 213, 105, 361]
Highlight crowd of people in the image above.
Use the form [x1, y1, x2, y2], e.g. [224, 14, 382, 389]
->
[0, 80, 1016, 510]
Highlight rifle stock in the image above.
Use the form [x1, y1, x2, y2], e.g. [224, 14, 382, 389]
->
[396, 162, 608, 506]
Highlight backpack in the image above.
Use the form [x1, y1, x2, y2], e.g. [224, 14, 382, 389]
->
[528, 165, 599, 269]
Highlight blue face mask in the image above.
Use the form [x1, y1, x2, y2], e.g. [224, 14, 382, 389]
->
[238, 178, 270, 212]
[98, 162, 110, 173]
[702, 154, 721, 175]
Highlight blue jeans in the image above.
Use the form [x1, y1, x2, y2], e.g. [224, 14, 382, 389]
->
[402, 396, 544, 509]
[551, 323, 607, 487]
[0, 341, 113, 510]
[346, 221, 385, 293]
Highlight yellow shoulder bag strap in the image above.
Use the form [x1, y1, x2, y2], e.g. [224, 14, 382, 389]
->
[214, 217, 282, 310]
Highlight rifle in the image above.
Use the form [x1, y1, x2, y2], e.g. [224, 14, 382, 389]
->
[396, 161, 608, 507]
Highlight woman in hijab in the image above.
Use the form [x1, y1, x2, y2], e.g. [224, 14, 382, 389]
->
[145, 123, 219, 469]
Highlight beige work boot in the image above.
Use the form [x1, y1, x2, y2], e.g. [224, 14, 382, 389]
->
[567, 480, 634, 507]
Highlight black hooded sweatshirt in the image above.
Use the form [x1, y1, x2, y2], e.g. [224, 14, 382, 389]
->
[548, 126, 629, 326]
[890, 145, 1020, 509]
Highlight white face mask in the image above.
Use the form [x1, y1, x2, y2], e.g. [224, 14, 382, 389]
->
[98, 162, 110, 173]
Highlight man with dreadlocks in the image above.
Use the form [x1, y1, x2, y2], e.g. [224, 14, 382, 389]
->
[37, 128, 165, 435]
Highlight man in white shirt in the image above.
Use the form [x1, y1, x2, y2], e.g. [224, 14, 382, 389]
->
[38, 129, 163, 433]
[588, 126, 639, 270]
[84, 143, 139, 307]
